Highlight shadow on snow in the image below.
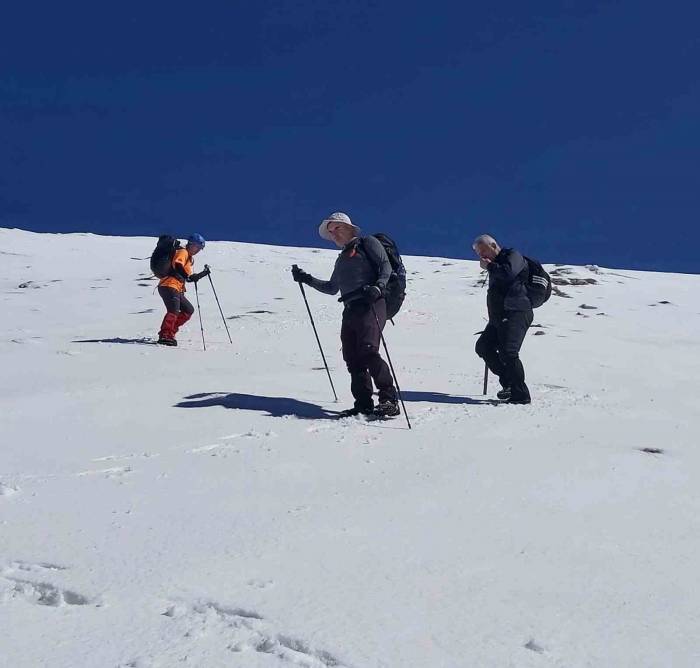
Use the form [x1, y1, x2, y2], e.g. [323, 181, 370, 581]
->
[175, 392, 338, 419]
[72, 337, 155, 345]
[401, 391, 498, 406]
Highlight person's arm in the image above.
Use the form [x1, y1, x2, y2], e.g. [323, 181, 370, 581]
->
[173, 263, 189, 281]
[362, 236, 392, 290]
[307, 271, 339, 295]
[171, 250, 191, 281]
[292, 265, 339, 295]
[488, 250, 526, 286]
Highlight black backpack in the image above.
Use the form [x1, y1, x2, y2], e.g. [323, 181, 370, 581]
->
[361, 233, 407, 319]
[524, 256, 551, 308]
[150, 235, 181, 278]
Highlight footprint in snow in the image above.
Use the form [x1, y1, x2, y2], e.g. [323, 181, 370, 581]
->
[92, 452, 156, 462]
[1, 562, 98, 608]
[76, 466, 132, 478]
[2, 578, 96, 607]
[188, 430, 276, 455]
[8, 561, 68, 573]
[159, 600, 348, 666]
[524, 639, 545, 654]
[0, 482, 20, 497]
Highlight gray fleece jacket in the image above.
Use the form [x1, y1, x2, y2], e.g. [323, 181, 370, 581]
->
[308, 236, 392, 304]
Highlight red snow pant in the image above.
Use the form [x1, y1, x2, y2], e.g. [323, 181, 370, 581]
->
[158, 286, 194, 340]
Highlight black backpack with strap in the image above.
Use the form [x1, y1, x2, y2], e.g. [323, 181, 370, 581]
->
[150, 235, 181, 278]
[523, 256, 551, 308]
[360, 233, 407, 319]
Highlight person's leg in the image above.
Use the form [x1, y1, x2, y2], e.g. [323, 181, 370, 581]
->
[475, 323, 507, 386]
[356, 299, 397, 404]
[158, 287, 181, 341]
[173, 294, 194, 334]
[497, 310, 533, 402]
[341, 306, 374, 411]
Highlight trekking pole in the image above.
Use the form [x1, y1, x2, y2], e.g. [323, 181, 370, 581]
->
[205, 266, 233, 344]
[194, 281, 206, 351]
[292, 265, 338, 401]
[371, 304, 411, 430]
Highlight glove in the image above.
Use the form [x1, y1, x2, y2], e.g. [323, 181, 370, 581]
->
[187, 268, 209, 283]
[292, 265, 312, 284]
[362, 284, 383, 302]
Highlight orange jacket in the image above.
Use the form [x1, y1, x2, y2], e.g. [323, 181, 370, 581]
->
[158, 248, 193, 292]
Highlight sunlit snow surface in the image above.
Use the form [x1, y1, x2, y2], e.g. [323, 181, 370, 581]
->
[1, 228, 699, 667]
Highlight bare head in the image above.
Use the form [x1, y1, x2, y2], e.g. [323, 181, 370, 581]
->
[327, 222, 357, 247]
[472, 234, 500, 261]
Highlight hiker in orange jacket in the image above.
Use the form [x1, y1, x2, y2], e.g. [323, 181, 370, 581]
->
[157, 233, 210, 346]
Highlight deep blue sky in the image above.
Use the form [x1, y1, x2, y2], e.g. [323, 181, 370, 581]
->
[2, 1, 699, 272]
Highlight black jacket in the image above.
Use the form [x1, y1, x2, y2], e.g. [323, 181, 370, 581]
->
[486, 248, 532, 321]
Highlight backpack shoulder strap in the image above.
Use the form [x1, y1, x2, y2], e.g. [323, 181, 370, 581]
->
[357, 236, 381, 277]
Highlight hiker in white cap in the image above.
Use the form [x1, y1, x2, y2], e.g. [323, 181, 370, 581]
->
[292, 212, 400, 418]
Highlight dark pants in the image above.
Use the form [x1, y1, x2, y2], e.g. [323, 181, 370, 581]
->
[158, 286, 194, 339]
[475, 310, 533, 401]
[341, 299, 397, 409]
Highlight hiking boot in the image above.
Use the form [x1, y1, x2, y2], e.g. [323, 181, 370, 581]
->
[374, 400, 400, 418]
[157, 337, 178, 347]
[337, 405, 374, 418]
[496, 387, 511, 400]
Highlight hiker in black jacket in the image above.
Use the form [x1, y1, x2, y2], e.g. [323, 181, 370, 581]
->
[292, 212, 399, 418]
[473, 234, 533, 404]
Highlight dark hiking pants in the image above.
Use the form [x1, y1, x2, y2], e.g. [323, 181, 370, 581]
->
[475, 310, 533, 402]
[341, 298, 397, 410]
[158, 286, 194, 339]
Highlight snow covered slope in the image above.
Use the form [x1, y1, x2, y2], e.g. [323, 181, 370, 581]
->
[1, 227, 699, 667]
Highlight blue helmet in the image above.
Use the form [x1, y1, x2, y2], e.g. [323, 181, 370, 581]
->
[187, 233, 205, 248]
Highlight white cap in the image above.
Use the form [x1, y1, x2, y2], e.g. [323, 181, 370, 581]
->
[318, 211, 359, 241]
